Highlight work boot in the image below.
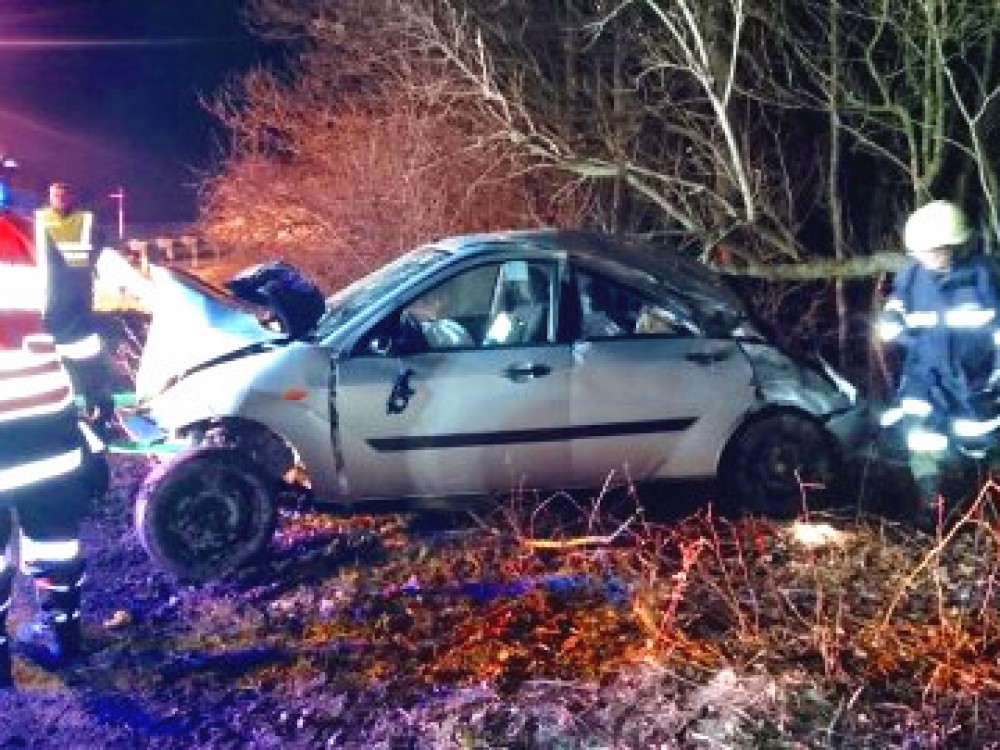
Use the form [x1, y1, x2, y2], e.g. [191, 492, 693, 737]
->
[15, 560, 84, 669]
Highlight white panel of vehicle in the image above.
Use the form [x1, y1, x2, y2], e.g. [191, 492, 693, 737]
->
[136, 267, 281, 400]
[336, 345, 572, 499]
[569, 337, 754, 482]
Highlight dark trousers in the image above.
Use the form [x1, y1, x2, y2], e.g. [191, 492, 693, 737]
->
[0, 474, 91, 633]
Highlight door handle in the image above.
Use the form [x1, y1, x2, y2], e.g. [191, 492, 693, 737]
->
[504, 363, 552, 381]
[685, 350, 730, 365]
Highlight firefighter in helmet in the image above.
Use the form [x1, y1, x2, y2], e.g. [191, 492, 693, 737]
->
[34, 181, 117, 433]
[878, 200, 1000, 531]
[0, 201, 108, 686]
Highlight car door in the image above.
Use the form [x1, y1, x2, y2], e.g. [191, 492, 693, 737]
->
[568, 267, 755, 486]
[336, 258, 573, 500]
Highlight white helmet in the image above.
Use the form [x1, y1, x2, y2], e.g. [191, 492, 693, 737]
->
[903, 199, 972, 254]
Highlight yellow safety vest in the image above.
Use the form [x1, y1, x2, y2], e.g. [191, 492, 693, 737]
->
[34, 207, 94, 268]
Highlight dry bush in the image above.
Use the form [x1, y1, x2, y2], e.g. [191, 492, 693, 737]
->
[199, 84, 586, 293]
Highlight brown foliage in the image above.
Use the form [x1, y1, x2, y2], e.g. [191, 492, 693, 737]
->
[200, 97, 569, 290]
[197, 0, 589, 292]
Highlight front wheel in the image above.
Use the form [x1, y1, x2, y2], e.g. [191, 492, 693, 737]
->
[720, 412, 839, 517]
[135, 446, 278, 583]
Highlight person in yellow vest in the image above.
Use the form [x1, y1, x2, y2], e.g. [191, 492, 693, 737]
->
[34, 182, 117, 433]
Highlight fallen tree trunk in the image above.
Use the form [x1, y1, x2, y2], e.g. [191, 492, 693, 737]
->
[709, 252, 905, 280]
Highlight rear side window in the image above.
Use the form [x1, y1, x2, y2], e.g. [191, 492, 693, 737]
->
[576, 269, 699, 339]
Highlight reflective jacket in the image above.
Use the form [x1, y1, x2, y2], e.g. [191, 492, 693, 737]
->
[33, 207, 102, 360]
[880, 254, 1000, 444]
[34, 207, 96, 270]
[0, 213, 87, 496]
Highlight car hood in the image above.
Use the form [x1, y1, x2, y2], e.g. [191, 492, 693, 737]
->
[135, 266, 284, 400]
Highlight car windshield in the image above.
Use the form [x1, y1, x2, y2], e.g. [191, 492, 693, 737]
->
[312, 246, 450, 338]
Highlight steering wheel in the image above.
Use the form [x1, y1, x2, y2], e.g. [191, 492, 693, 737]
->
[396, 310, 428, 354]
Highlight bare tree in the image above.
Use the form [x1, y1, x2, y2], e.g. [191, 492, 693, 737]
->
[391, 0, 815, 261]
[788, 0, 1000, 239]
[199, 0, 578, 289]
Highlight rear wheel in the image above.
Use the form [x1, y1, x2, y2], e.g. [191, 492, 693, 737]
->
[135, 446, 277, 583]
[721, 412, 838, 517]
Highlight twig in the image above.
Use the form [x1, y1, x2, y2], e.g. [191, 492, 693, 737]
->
[880, 489, 990, 627]
[519, 514, 637, 550]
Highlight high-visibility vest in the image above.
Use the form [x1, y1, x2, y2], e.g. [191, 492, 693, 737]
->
[34, 207, 94, 269]
[0, 213, 82, 492]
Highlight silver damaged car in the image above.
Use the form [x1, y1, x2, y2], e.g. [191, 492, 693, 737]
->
[127, 229, 869, 581]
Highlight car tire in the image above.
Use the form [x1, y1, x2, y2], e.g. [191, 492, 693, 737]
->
[135, 446, 278, 583]
[720, 412, 839, 517]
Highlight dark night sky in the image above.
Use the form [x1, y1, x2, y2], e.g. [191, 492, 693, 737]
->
[0, 1, 271, 223]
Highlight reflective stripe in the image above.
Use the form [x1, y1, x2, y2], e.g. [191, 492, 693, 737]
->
[952, 416, 1000, 438]
[0, 342, 74, 423]
[880, 398, 932, 427]
[37, 575, 85, 594]
[884, 299, 906, 314]
[0, 600, 8, 615]
[944, 307, 996, 328]
[20, 536, 81, 564]
[50, 610, 81, 623]
[905, 311, 939, 328]
[902, 398, 933, 417]
[56, 245, 91, 265]
[880, 406, 904, 427]
[994, 330, 1000, 347]
[879, 320, 904, 341]
[907, 427, 948, 453]
[0, 448, 81, 492]
[78, 421, 106, 453]
[0, 264, 46, 311]
[56, 333, 101, 360]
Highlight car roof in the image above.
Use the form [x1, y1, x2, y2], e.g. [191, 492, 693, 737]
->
[426, 228, 747, 321]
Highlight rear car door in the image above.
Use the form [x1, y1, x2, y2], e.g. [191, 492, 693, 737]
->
[336, 258, 573, 500]
[567, 267, 755, 485]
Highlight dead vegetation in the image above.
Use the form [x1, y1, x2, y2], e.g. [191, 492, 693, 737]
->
[11, 457, 1000, 747]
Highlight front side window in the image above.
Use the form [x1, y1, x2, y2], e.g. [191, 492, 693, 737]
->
[576, 269, 698, 339]
[402, 264, 499, 349]
[395, 259, 557, 352]
[358, 259, 559, 355]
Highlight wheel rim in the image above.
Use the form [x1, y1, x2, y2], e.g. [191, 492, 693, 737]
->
[754, 437, 814, 494]
[155, 464, 270, 571]
[734, 416, 833, 506]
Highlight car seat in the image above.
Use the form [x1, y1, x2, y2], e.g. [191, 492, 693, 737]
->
[488, 267, 550, 345]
